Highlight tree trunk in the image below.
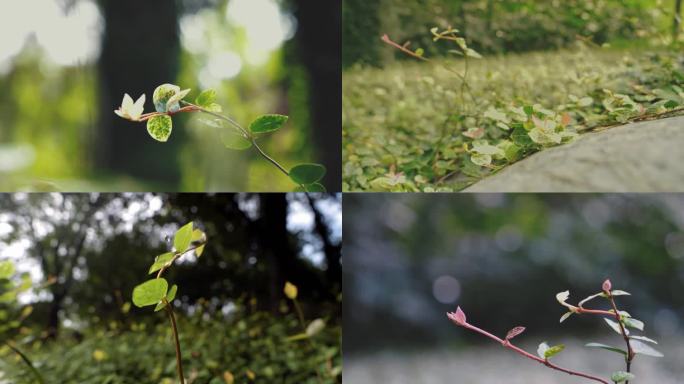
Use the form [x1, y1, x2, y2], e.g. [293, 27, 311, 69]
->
[307, 196, 341, 293]
[290, 0, 342, 191]
[46, 292, 64, 340]
[259, 194, 293, 312]
[97, 0, 182, 186]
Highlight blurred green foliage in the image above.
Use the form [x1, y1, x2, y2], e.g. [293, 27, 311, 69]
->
[343, 0, 672, 67]
[0, 0, 331, 192]
[0, 193, 341, 382]
[0, 300, 341, 383]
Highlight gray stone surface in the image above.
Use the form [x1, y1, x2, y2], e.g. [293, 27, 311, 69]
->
[465, 116, 684, 192]
[346, 338, 684, 384]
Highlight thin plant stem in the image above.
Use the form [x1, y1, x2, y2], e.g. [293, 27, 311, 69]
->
[606, 292, 634, 384]
[156, 243, 205, 279]
[154, 242, 205, 384]
[450, 317, 609, 384]
[3, 341, 45, 384]
[251, 139, 290, 177]
[292, 298, 325, 384]
[293, 298, 306, 328]
[177, 101, 313, 191]
[164, 302, 185, 384]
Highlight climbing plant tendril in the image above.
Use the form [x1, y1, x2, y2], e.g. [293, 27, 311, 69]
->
[131, 222, 207, 384]
[448, 279, 663, 384]
[114, 84, 327, 192]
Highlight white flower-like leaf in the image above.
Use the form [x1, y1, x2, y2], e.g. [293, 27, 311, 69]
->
[556, 290, 579, 312]
[114, 93, 146, 121]
[167, 88, 191, 112]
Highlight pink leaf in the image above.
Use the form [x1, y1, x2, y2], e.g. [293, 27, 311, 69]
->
[506, 326, 526, 340]
[561, 113, 572, 127]
[447, 306, 467, 326]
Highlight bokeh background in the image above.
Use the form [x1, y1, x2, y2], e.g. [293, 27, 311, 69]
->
[343, 0, 676, 68]
[344, 194, 684, 383]
[0, 193, 341, 383]
[0, 0, 340, 192]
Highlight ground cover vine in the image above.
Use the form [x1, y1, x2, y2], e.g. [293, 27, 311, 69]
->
[343, 28, 684, 191]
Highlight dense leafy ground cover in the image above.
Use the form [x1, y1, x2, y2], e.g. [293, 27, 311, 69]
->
[0, 305, 341, 384]
[343, 45, 684, 191]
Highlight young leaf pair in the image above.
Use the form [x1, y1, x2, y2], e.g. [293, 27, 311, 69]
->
[132, 222, 206, 311]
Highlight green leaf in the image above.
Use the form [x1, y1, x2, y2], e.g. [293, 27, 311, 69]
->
[146, 115, 173, 142]
[153, 84, 180, 113]
[623, 317, 644, 331]
[174, 222, 193, 253]
[191, 229, 206, 257]
[249, 114, 288, 134]
[502, 143, 521, 162]
[585, 342, 627, 356]
[132, 278, 168, 308]
[544, 344, 565, 359]
[166, 284, 178, 302]
[631, 339, 664, 357]
[153, 300, 167, 312]
[0, 261, 15, 279]
[578, 97, 594, 107]
[611, 371, 635, 383]
[483, 107, 509, 123]
[464, 48, 482, 59]
[221, 130, 252, 150]
[511, 126, 534, 147]
[664, 99, 679, 109]
[298, 183, 326, 192]
[604, 318, 627, 335]
[629, 335, 658, 344]
[611, 290, 631, 296]
[289, 164, 326, 184]
[195, 89, 216, 107]
[205, 103, 222, 112]
[470, 153, 492, 166]
[148, 252, 175, 274]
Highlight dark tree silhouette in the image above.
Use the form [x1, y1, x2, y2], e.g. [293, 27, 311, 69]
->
[289, 0, 342, 191]
[96, 0, 182, 186]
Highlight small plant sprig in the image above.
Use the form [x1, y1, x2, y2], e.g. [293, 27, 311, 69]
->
[283, 281, 338, 382]
[131, 222, 207, 384]
[114, 84, 327, 192]
[447, 279, 663, 384]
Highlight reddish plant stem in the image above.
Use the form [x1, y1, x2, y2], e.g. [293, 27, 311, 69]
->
[453, 319, 609, 384]
[605, 291, 634, 384]
[576, 308, 615, 317]
[165, 303, 185, 384]
[138, 105, 201, 122]
[380, 34, 430, 61]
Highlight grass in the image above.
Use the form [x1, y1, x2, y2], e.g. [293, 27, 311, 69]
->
[343, 44, 684, 191]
